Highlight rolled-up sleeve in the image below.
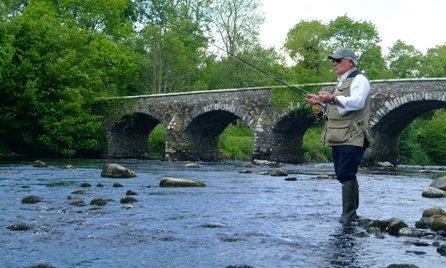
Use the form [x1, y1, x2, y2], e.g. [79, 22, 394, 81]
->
[335, 75, 370, 115]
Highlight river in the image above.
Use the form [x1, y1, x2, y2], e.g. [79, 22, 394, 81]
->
[0, 159, 445, 268]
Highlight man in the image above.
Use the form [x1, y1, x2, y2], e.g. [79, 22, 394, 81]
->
[305, 47, 371, 225]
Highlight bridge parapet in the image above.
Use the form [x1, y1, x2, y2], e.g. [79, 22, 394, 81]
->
[98, 78, 446, 165]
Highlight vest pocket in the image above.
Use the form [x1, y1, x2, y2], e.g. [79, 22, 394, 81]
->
[325, 121, 352, 144]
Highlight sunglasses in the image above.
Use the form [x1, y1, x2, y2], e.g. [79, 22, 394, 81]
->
[332, 58, 344, 63]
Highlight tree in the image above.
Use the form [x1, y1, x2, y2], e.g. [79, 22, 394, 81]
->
[283, 20, 332, 83]
[210, 0, 264, 56]
[200, 45, 287, 89]
[387, 40, 423, 78]
[139, 0, 211, 93]
[0, 0, 145, 156]
[359, 45, 392, 79]
[420, 44, 446, 77]
[415, 109, 446, 165]
[327, 15, 380, 56]
[284, 16, 383, 83]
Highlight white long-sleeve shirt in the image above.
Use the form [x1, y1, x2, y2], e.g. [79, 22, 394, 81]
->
[334, 70, 370, 115]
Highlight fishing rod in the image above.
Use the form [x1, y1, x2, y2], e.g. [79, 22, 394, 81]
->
[157, 14, 311, 96]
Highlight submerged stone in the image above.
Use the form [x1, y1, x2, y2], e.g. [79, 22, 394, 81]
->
[21, 195, 42, 204]
[7, 223, 31, 231]
[159, 177, 206, 187]
[120, 196, 138, 204]
[90, 198, 107, 206]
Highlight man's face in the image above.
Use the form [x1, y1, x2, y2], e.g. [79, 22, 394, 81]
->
[332, 58, 354, 76]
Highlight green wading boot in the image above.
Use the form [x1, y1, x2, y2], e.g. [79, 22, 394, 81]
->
[340, 180, 359, 225]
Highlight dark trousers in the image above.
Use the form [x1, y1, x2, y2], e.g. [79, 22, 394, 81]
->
[332, 145, 366, 183]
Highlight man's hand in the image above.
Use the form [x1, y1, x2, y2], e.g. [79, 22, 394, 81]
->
[318, 91, 333, 104]
[305, 94, 322, 105]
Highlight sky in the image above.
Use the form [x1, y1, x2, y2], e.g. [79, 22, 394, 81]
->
[258, 0, 446, 55]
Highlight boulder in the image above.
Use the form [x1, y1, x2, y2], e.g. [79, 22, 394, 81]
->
[422, 207, 446, 217]
[437, 244, 446, 256]
[100, 163, 136, 178]
[69, 200, 86, 207]
[398, 227, 422, 237]
[185, 162, 201, 168]
[415, 217, 433, 229]
[386, 219, 408, 236]
[431, 215, 446, 231]
[7, 223, 32, 231]
[120, 196, 138, 204]
[21, 195, 42, 204]
[421, 186, 446, 198]
[159, 177, 206, 187]
[33, 160, 47, 167]
[430, 176, 446, 191]
[268, 169, 288, 176]
[377, 161, 395, 167]
[90, 198, 107, 206]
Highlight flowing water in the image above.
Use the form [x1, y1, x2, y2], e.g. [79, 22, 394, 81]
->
[0, 159, 445, 268]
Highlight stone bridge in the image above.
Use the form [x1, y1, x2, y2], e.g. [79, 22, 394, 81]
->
[97, 78, 446, 165]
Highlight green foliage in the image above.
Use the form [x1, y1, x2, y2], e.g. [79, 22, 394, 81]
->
[219, 124, 253, 160]
[387, 40, 423, 78]
[148, 124, 166, 158]
[199, 45, 287, 90]
[284, 15, 383, 83]
[420, 44, 446, 77]
[399, 121, 431, 165]
[416, 109, 446, 165]
[303, 123, 331, 162]
[359, 45, 392, 79]
[399, 109, 446, 165]
[0, 0, 144, 156]
[327, 15, 380, 54]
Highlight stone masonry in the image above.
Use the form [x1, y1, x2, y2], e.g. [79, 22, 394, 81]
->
[98, 78, 446, 165]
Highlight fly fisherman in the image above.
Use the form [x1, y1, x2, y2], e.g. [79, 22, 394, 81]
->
[305, 47, 371, 225]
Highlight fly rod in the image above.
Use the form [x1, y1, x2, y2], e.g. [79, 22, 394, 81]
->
[157, 14, 312, 96]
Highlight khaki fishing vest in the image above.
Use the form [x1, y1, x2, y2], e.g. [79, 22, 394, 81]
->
[322, 70, 371, 147]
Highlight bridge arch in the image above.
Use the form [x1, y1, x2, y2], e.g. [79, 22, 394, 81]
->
[269, 110, 315, 163]
[105, 112, 164, 158]
[365, 90, 446, 165]
[184, 109, 250, 161]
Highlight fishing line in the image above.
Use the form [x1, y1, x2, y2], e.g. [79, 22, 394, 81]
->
[157, 14, 311, 96]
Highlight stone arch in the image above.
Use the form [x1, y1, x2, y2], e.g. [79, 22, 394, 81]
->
[269, 109, 315, 163]
[105, 112, 164, 158]
[185, 109, 249, 161]
[366, 96, 446, 165]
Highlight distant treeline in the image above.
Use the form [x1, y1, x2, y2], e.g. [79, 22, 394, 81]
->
[1, 1, 445, 164]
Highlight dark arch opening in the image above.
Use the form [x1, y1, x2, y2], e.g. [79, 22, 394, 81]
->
[271, 112, 314, 163]
[108, 113, 163, 158]
[367, 100, 446, 165]
[186, 110, 244, 161]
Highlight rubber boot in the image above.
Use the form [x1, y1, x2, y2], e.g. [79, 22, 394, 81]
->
[340, 180, 358, 225]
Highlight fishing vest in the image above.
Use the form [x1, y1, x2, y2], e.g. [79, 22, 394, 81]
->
[322, 69, 371, 147]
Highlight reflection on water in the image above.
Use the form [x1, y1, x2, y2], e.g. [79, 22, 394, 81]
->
[326, 226, 360, 268]
[0, 159, 445, 268]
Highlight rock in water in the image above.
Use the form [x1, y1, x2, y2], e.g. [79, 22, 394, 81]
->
[430, 176, 446, 191]
[159, 177, 206, 187]
[100, 163, 136, 178]
[33, 160, 47, 167]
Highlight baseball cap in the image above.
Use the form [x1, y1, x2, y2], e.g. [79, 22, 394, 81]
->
[328, 47, 357, 60]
